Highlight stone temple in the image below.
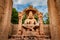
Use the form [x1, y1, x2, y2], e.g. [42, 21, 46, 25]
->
[0, 0, 60, 40]
[10, 5, 50, 40]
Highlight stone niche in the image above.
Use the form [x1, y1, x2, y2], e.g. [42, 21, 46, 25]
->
[11, 5, 50, 40]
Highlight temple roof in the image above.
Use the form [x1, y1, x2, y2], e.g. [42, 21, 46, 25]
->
[23, 5, 39, 14]
[24, 5, 38, 11]
[18, 5, 43, 16]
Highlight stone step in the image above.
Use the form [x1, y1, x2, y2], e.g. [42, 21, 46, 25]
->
[9, 35, 51, 40]
[9, 38, 51, 40]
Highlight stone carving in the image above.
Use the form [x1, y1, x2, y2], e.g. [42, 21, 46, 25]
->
[23, 11, 39, 31]
[12, 5, 45, 40]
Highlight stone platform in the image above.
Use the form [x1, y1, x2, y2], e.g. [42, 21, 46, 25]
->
[9, 39, 50, 40]
[9, 35, 51, 40]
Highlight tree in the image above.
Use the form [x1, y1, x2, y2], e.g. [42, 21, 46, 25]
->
[22, 14, 27, 24]
[43, 13, 49, 24]
[34, 14, 38, 22]
[11, 8, 18, 24]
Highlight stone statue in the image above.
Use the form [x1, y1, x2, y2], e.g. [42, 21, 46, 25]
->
[23, 11, 39, 32]
[11, 5, 46, 40]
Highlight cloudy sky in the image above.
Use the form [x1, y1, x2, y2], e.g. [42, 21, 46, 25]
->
[13, 0, 48, 14]
[13, 0, 48, 21]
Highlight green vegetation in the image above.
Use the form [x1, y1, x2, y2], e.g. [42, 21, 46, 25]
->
[11, 8, 18, 24]
[22, 14, 27, 24]
[43, 13, 49, 24]
[34, 14, 38, 22]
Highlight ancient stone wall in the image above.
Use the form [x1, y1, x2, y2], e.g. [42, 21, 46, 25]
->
[44, 25, 50, 36]
[48, 0, 60, 40]
[11, 24, 50, 36]
[0, 0, 4, 21]
[11, 24, 18, 35]
[0, 0, 5, 34]
[0, 0, 13, 40]
[55, 0, 60, 40]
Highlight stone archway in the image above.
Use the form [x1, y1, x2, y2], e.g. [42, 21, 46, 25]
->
[0, 0, 60, 40]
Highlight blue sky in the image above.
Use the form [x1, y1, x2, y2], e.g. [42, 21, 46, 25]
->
[13, 0, 48, 21]
[13, 0, 48, 14]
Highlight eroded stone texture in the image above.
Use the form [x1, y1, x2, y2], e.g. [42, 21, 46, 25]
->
[17, 6, 44, 36]
[10, 5, 50, 40]
[0, 0, 60, 40]
[48, 0, 60, 40]
[0, 0, 5, 34]
[55, 0, 60, 40]
[0, 0, 13, 40]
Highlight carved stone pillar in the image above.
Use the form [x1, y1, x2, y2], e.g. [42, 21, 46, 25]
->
[17, 12, 23, 35]
[38, 13, 44, 35]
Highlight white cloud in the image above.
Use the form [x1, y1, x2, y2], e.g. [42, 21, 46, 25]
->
[41, 0, 47, 6]
[31, 0, 40, 6]
[13, 0, 21, 4]
[13, 0, 48, 13]
[13, 0, 32, 4]
[31, 0, 47, 6]
[13, 0, 47, 6]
